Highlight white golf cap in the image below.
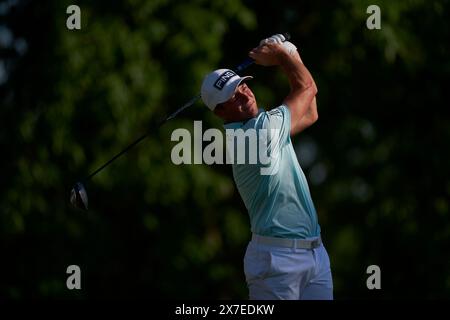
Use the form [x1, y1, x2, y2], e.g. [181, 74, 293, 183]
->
[201, 69, 252, 111]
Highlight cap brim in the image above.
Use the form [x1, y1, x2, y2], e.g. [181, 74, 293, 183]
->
[215, 75, 253, 107]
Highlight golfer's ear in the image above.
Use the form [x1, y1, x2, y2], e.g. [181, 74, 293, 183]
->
[214, 104, 225, 118]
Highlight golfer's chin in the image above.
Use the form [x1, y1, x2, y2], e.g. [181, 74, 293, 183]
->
[241, 101, 258, 118]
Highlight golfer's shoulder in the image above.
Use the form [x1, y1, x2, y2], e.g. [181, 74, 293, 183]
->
[267, 105, 289, 118]
[258, 105, 290, 129]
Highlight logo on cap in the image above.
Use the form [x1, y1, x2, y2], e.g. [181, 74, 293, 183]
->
[214, 70, 236, 90]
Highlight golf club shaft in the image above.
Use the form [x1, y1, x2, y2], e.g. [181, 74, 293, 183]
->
[84, 33, 291, 181]
[85, 132, 149, 181]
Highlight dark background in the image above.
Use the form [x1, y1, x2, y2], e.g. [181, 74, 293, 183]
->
[1, 0, 449, 299]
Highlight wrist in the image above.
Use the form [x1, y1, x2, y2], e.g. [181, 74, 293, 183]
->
[278, 49, 299, 69]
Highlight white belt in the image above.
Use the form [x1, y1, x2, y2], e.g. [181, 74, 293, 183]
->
[252, 234, 322, 249]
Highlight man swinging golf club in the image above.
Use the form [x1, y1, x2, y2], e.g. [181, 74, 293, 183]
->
[201, 34, 333, 300]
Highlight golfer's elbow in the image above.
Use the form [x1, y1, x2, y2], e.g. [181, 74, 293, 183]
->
[310, 81, 318, 97]
[307, 107, 318, 129]
[310, 107, 319, 125]
[294, 79, 316, 94]
[309, 91, 319, 122]
[304, 75, 317, 92]
[311, 84, 318, 122]
[310, 112, 319, 126]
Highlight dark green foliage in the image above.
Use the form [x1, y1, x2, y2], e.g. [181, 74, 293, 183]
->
[0, 0, 448, 299]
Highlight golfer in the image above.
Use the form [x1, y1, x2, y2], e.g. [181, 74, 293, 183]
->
[201, 34, 333, 300]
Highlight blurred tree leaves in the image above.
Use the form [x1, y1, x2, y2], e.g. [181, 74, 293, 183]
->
[1, 0, 449, 299]
[0, 0, 255, 299]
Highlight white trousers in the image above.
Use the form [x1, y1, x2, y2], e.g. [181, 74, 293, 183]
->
[244, 236, 333, 300]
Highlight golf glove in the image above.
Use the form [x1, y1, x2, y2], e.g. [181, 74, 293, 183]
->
[260, 34, 297, 55]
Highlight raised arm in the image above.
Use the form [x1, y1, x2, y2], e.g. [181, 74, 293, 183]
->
[249, 42, 318, 136]
[296, 96, 318, 133]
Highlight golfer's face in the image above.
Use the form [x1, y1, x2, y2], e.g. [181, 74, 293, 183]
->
[217, 82, 258, 121]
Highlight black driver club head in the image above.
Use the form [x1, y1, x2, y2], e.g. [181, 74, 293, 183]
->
[70, 182, 89, 211]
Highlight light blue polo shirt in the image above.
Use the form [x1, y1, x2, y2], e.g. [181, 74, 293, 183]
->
[224, 105, 320, 239]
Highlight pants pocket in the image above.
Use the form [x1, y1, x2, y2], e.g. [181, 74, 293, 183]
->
[244, 243, 272, 282]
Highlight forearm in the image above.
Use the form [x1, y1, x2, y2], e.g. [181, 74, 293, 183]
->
[248, 42, 318, 135]
[278, 50, 317, 134]
[278, 50, 316, 93]
[287, 52, 318, 130]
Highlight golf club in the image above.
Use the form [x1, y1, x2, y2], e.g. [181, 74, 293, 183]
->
[70, 33, 291, 210]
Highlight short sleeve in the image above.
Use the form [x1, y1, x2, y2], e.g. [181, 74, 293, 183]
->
[261, 105, 291, 148]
